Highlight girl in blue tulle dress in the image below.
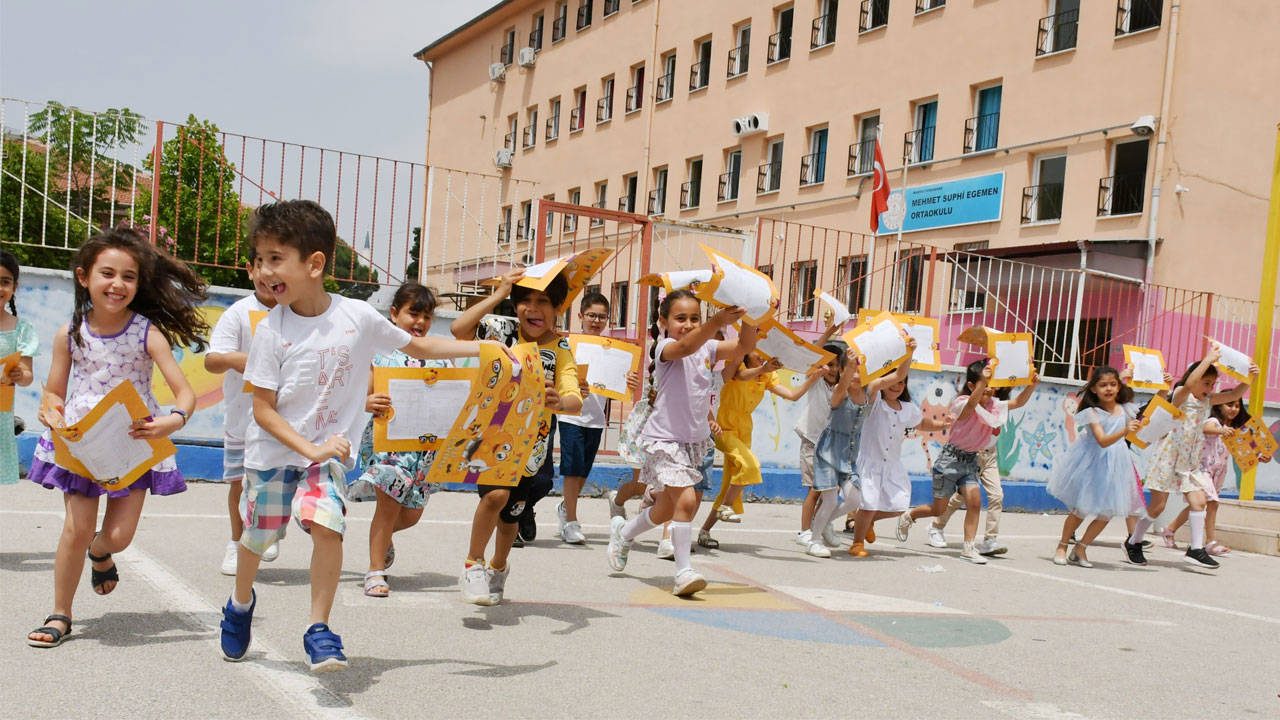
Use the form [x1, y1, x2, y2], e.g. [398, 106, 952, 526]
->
[1048, 365, 1143, 567]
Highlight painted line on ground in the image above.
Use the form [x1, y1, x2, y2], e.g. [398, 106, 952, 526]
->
[114, 547, 373, 720]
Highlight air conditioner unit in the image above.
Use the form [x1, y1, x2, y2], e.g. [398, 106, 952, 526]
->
[517, 47, 537, 67]
[732, 112, 770, 136]
[488, 62, 507, 82]
[494, 148, 513, 168]
[520, 253, 536, 264]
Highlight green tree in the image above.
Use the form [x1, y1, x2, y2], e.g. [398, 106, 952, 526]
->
[326, 238, 379, 300]
[404, 226, 422, 284]
[0, 139, 88, 270]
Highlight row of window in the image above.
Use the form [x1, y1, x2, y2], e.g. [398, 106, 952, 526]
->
[499, 0, 644, 66]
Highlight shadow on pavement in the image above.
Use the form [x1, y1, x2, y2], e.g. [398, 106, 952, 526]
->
[0, 551, 57, 573]
[76, 610, 213, 647]
[461, 601, 618, 635]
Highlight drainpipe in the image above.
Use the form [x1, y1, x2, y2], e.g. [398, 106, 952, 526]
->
[639, 0, 661, 215]
[420, 60, 434, 283]
[1142, 0, 1180, 338]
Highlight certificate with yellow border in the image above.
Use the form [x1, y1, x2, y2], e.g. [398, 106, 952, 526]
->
[47, 380, 177, 492]
[1125, 395, 1185, 449]
[841, 311, 910, 386]
[372, 366, 475, 452]
[856, 309, 942, 372]
[568, 335, 641, 401]
[0, 351, 20, 412]
[1122, 344, 1169, 391]
[693, 243, 779, 324]
[987, 332, 1035, 388]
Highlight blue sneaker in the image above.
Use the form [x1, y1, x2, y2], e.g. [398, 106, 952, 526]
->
[303, 623, 348, 672]
[219, 591, 255, 661]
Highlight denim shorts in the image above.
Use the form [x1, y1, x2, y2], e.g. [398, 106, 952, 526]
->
[558, 422, 603, 478]
[694, 444, 715, 494]
[222, 443, 245, 483]
[931, 444, 981, 499]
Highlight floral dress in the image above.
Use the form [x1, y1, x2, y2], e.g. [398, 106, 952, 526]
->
[1194, 418, 1231, 501]
[1145, 394, 1210, 495]
[348, 351, 451, 509]
[1, 317, 39, 484]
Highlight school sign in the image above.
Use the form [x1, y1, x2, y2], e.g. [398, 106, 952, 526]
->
[876, 171, 1004, 235]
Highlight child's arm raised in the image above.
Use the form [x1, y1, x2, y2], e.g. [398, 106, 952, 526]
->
[401, 336, 491, 361]
[830, 349, 860, 408]
[769, 362, 825, 401]
[662, 306, 746, 363]
[252, 387, 350, 464]
[815, 321, 842, 347]
[956, 361, 994, 421]
[865, 336, 918, 396]
[737, 357, 780, 382]
[37, 324, 72, 429]
[131, 326, 196, 439]
[1008, 368, 1041, 410]
[1209, 362, 1260, 405]
[451, 269, 523, 340]
[710, 312, 757, 365]
[1171, 347, 1219, 407]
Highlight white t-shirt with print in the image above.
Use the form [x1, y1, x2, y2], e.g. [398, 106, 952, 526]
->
[208, 293, 272, 445]
[243, 294, 411, 471]
[794, 378, 836, 445]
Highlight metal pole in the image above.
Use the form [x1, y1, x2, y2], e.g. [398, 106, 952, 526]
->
[1241, 124, 1280, 502]
[148, 121, 163, 245]
[1067, 241, 1088, 381]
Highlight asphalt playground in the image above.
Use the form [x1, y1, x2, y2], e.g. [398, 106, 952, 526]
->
[2, 479, 1277, 719]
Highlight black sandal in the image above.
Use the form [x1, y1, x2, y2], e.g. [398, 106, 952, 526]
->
[843, 517, 858, 534]
[88, 547, 118, 596]
[28, 614, 72, 648]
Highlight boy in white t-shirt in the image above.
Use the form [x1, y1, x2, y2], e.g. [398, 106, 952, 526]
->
[205, 259, 279, 576]
[219, 200, 487, 672]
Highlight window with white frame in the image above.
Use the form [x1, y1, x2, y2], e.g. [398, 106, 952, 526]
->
[802, 126, 828, 186]
[650, 166, 668, 214]
[657, 51, 677, 102]
[719, 149, 742, 202]
[729, 22, 751, 77]
[769, 5, 794, 63]
[790, 260, 818, 319]
[1024, 153, 1065, 223]
[610, 281, 629, 328]
[949, 241, 989, 313]
[593, 181, 608, 225]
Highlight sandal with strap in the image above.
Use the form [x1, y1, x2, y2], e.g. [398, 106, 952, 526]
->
[1068, 541, 1093, 568]
[27, 614, 72, 648]
[384, 542, 396, 569]
[88, 540, 118, 596]
[1052, 541, 1070, 566]
[697, 529, 720, 549]
[363, 570, 390, 597]
[843, 517, 857, 534]
[716, 506, 742, 523]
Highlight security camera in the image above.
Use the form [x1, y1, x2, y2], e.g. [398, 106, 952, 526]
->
[1131, 115, 1156, 137]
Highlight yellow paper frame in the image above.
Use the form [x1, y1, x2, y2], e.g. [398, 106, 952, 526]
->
[1207, 338, 1252, 383]
[856, 309, 942, 372]
[0, 351, 19, 412]
[48, 380, 177, 492]
[511, 247, 614, 313]
[1222, 416, 1278, 472]
[1121, 344, 1169, 391]
[1125, 395, 1186, 449]
[372, 366, 476, 452]
[754, 318, 836, 373]
[568, 334, 641, 401]
[986, 332, 1035, 388]
[841, 311, 910, 386]
[693, 243, 780, 324]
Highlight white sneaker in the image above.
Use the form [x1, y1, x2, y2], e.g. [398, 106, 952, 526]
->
[607, 490, 627, 520]
[656, 537, 675, 559]
[795, 529, 813, 546]
[607, 516, 630, 571]
[556, 502, 568, 535]
[219, 540, 238, 576]
[895, 512, 914, 542]
[262, 542, 279, 562]
[562, 520, 586, 545]
[672, 568, 707, 596]
[927, 525, 948, 549]
[820, 523, 839, 548]
[487, 564, 509, 605]
[460, 563, 496, 605]
[961, 542, 989, 564]
[805, 542, 831, 558]
[977, 537, 1007, 556]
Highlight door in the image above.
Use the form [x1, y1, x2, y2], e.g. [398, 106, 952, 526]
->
[809, 128, 828, 183]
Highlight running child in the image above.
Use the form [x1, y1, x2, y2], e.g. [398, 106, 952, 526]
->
[607, 290, 754, 595]
[1, 249, 38, 484]
[1122, 347, 1257, 569]
[1047, 366, 1143, 567]
[204, 257, 280, 574]
[26, 229, 206, 648]
[793, 340, 846, 548]
[451, 269, 581, 604]
[219, 201, 485, 670]
[351, 282, 450, 597]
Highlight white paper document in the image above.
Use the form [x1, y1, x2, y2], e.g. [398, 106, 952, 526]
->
[1128, 350, 1166, 386]
[522, 258, 561, 279]
[905, 323, 936, 367]
[385, 378, 471, 441]
[1214, 342, 1252, 380]
[1136, 405, 1181, 447]
[853, 320, 909, 374]
[666, 269, 713, 290]
[756, 330, 825, 372]
[712, 260, 775, 320]
[583, 346, 634, 396]
[816, 292, 852, 327]
[64, 404, 152, 481]
[993, 339, 1032, 383]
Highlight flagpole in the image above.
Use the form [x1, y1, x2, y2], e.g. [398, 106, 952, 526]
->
[891, 124, 909, 311]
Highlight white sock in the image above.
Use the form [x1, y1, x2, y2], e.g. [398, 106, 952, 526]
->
[229, 594, 252, 612]
[1189, 510, 1206, 550]
[670, 521, 693, 573]
[1128, 511, 1154, 545]
[834, 480, 863, 516]
[622, 508, 658, 543]
[809, 489, 840, 543]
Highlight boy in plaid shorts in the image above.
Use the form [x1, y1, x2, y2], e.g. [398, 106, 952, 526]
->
[219, 200, 487, 671]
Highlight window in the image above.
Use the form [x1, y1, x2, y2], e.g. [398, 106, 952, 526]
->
[758, 138, 783, 194]
[603, 0, 620, 18]
[626, 64, 645, 113]
[518, 201, 533, 241]
[656, 51, 677, 102]
[757, 264, 775, 279]
[801, 126, 828, 186]
[812, 0, 838, 48]
[546, 97, 561, 141]
[718, 149, 742, 202]
[949, 241, 988, 313]
[610, 281, 629, 328]
[649, 166, 668, 214]
[593, 181, 608, 226]
[1035, 317, 1112, 380]
[1022, 153, 1065, 223]
[769, 5, 794, 63]
[690, 37, 712, 91]
[790, 260, 818, 319]
[1037, 0, 1079, 55]
[620, 173, 638, 212]
[597, 76, 614, 123]
[916, 0, 945, 13]
[553, 2, 569, 42]
[965, 84, 1001, 153]
[1116, 0, 1161, 36]
[523, 107, 538, 149]
[500, 28, 516, 65]
[907, 99, 936, 163]
[1098, 139, 1148, 216]
[543, 194, 556, 237]
[564, 188, 581, 232]
[850, 113, 878, 175]
[530, 13, 544, 52]
[571, 88, 587, 132]
[577, 0, 593, 30]
[860, 0, 888, 32]
[729, 22, 751, 77]
[499, 205, 513, 245]
[894, 250, 924, 313]
[836, 255, 867, 314]
[682, 157, 703, 209]
[505, 114, 518, 151]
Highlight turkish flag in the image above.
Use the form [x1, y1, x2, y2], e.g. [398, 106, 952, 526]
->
[869, 138, 890, 232]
